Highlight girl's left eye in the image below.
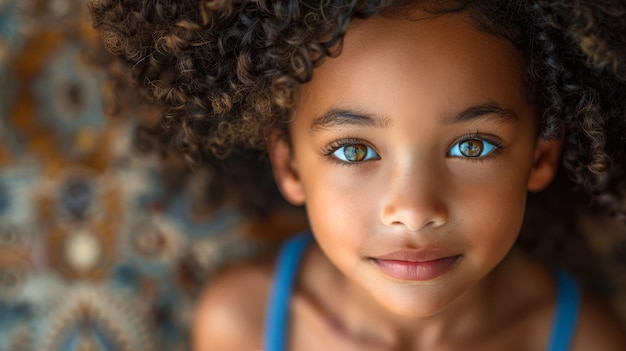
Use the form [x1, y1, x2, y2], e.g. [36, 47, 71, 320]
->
[332, 143, 380, 163]
[448, 139, 497, 158]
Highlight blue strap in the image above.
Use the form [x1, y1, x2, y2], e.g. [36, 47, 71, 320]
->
[263, 233, 314, 351]
[546, 270, 581, 351]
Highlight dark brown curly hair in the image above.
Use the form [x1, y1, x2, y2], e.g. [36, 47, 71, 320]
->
[87, 0, 626, 219]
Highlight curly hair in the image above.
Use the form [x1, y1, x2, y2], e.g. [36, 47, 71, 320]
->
[87, 0, 626, 220]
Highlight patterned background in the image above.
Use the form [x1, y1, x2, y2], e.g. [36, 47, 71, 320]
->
[0, 1, 625, 350]
[0, 1, 307, 350]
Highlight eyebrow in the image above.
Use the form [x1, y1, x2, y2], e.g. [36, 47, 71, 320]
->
[442, 100, 519, 125]
[310, 108, 392, 133]
[309, 101, 519, 133]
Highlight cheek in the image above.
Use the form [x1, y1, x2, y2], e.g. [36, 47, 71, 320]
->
[298, 148, 377, 229]
[472, 188, 527, 236]
[305, 177, 373, 237]
[300, 165, 378, 261]
[455, 172, 529, 261]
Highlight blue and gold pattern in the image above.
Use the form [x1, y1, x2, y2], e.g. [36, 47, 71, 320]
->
[0, 0, 267, 350]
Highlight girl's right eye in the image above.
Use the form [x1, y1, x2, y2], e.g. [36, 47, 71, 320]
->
[331, 143, 380, 163]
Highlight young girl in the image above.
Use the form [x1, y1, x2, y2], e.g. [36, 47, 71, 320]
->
[88, 0, 626, 349]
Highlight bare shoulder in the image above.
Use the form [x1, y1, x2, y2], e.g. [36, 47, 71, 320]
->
[192, 259, 275, 351]
[571, 293, 626, 351]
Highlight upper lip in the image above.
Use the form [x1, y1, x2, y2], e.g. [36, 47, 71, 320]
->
[373, 249, 460, 262]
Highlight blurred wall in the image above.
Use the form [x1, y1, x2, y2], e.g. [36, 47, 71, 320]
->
[0, 1, 265, 350]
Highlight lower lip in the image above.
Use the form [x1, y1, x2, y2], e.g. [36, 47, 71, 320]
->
[372, 256, 461, 281]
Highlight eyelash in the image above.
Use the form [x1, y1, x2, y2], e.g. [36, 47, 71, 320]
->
[448, 132, 506, 162]
[322, 132, 506, 166]
[321, 137, 379, 167]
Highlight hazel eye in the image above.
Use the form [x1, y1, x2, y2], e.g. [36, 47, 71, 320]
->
[332, 144, 379, 162]
[448, 139, 497, 158]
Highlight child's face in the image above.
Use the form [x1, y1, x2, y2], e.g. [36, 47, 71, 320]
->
[271, 12, 562, 316]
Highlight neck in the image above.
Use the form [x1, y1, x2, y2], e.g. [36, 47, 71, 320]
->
[343, 263, 495, 347]
[304, 244, 533, 348]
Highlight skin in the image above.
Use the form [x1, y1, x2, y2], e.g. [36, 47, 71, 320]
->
[194, 9, 626, 351]
[278, 11, 550, 318]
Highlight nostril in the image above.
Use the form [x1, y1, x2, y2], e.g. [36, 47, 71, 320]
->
[381, 191, 449, 232]
[400, 220, 438, 232]
[404, 223, 421, 232]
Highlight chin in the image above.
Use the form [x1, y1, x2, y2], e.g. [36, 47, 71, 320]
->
[387, 299, 455, 318]
[368, 282, 465, 318]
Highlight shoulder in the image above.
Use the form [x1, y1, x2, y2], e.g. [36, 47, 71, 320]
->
[491, 253, 626, 350]
[192, 259, 275, 351]
[570, 293, 626, 351]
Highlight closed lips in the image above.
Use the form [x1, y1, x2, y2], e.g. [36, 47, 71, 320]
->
[371, 252, 462, 281]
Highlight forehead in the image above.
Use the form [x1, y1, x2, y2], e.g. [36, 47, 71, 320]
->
[294, 11, 531, 126]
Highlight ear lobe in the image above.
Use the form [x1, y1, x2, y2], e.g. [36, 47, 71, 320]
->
[527, 136, 563, 192]
[268, 130, 306, 205]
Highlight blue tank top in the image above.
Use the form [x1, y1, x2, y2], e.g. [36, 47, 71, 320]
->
[263, 233, 581, 351]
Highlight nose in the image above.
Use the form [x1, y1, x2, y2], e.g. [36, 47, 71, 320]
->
[381, 164, 449, 232]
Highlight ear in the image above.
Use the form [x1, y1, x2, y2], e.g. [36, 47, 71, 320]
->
[268, 129, 306, 205]
[527, 136, 563, 192]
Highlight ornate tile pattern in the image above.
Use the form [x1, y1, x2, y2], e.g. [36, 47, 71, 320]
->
[0, 1, 269, 349]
